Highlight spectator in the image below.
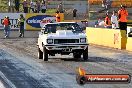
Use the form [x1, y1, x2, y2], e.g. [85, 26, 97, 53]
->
[18, 14, 25, 37]
[105, 3, 108, 10]
[34, 4, 37, 13]
[102, 0, 105, 7]
[118, 5, 128, 33]
[56, 11, 61, 22]
[105, 0, 111, 10]
[2, 16, 10, 38]
[95, 18, 101, 28]
[41, 1, 47, 13]
[30, 0, 35, 13]
[73, 8, 77, 20]
[104, 13, 111, 28]
[42, 0, 46, 3]
[15, 0, 20, 12]
[7, 17, 11, 37]
[111, 10, 119, 29]
[57, 2, 64, 13]
[36, 0, 41, 13]
[23, 0, 28, 13]
[99, 20, 105, 27]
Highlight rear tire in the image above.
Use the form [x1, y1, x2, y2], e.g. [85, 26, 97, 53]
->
[83, 47, 88, 60]
[43, 46, 48, 61]
[38, 46, 43, 59]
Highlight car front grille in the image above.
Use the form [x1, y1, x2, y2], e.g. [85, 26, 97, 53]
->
[54, 39, 79, 44]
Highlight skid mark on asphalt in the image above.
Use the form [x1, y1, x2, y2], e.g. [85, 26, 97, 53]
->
[0, 49, 55, 88]
[0, 49, 85, 88]
[88, 56, 117, 62]
[89, 46, 132, 63]
[50, 52, 132, 63]
[1, 39, 132, 88]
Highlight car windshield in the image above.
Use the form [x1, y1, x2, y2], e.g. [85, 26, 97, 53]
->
[44, 23, 83, 33]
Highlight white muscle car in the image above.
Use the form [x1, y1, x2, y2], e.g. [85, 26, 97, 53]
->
[37, 22, 88, 61]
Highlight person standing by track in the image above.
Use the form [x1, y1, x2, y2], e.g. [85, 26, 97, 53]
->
[56, 11, 61, 22]
[118, 5, 128, 33]
[111, 10, 119, 29]
[104, 13, 111, 28]
[18, 14, 25, 37]
[2, 16, 11, 38]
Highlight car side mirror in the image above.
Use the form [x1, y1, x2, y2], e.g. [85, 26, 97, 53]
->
[41, 30, 44, 34]
[42, 27, 48, 34]
[44, 31, 48, 34]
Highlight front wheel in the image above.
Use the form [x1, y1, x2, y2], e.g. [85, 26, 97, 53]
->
[73, 53, 81, 58]
[43, 46, 48, 61]
[83, 47, 88, 60]
[38, 46, 43, 59]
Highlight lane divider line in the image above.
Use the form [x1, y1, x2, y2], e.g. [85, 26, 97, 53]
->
[0, 71, 16, 88]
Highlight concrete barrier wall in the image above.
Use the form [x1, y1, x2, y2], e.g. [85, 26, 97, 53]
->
[126, 26, 132, 51]
[126, 38, 132, 51]
[86, 27, 127, 49]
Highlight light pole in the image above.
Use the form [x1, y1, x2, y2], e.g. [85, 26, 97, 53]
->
[8, 0, 10, 12]
[8, 0, 15, 12]
[87, 0, 89, 20]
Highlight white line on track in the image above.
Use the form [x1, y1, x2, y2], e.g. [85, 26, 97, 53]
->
[0, 71, 16, 88]
[0, 80, 6, 88]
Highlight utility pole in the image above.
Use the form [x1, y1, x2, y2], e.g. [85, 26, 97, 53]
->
[8, 0, 11, 12]
[8, 0, 14, 12]
[87, 0, 89, 20]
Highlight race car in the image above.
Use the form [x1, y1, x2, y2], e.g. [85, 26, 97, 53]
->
[37, 22, 88, 61]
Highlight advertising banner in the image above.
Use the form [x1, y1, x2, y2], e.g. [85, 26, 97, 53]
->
[26, 13, 56, 30]
[0, 13, 64, 30]
[0, 13, 25, 30]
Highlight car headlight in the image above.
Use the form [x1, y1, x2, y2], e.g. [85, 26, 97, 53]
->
[47, 39, 53, 44]
[80, 38, 86, 43]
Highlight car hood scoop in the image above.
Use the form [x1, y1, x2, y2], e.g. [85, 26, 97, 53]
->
[56, 30, 74, 36]
[47, 30, 86, 39]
